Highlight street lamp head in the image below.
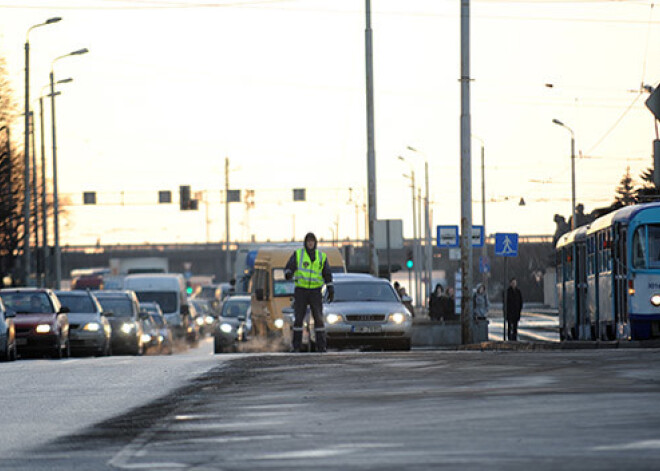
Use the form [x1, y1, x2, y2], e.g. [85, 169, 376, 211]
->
[406, 145, 418, 152]
[46, 17, 62, 24]
[70, 48, 89, 56]
[552, 118, 564, 126]
[397, 155, 406, 162]
[57, 78, 73, 84]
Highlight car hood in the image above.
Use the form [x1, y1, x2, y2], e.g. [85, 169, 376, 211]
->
[323, 301, 407, 316]
[67, 313, 100, 325]
[218, 317, 240, 327]
[14, 313, 57, 327]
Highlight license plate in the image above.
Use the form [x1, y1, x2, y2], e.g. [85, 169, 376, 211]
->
[16, 338, 27, 346]
[352, 325, 381, 334]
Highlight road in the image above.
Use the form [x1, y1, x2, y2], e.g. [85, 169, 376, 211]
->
[488, 309, 560, 342]
[2, 342, 660, 470]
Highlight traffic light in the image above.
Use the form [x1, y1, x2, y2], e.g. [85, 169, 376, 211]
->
[179, 185, 191, 210]
[406, 249, 413, 270]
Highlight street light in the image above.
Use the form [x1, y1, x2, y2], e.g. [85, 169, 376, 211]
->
[471, 135, 487, 289]
[51, 48, 88, 289]
[24, 16, 61, 285]
[398, 155, 418, 307]
[552, 119, 576, 230]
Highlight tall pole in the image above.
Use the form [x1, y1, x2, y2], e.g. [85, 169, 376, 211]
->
[365, 0, 379, 277]
[460, 0, 474, 344]
[30, 112, 40, 286]
[49, 70, 61, 289]
[39, 96, 48, 287]
[225, 157, 231, 280]
[416, 186, 422, 307]
[571, 135, 576, 230]
[425, 161, 432, 308]
[24, 40, 32, 285]
[410, 171, 417, 301]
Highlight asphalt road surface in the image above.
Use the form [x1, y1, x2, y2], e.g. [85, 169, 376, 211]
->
[2, 346, 659, 471]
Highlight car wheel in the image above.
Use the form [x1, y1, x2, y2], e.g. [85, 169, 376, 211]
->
[9, 341, 17, 361]
[53, 336, 63, 359]
[63, 337, 71, 358]
[0, 340, 8, 362]
[213, 336, 224, 354]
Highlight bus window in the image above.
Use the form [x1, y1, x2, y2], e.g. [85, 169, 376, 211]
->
[632, 227, 646, 269]
[648, 225, 660, 268]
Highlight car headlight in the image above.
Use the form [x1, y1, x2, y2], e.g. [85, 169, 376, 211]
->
[35, 324, 52, 334]
[274, 318, 284, 329]
[205, 316, 215, 325]
[220, 323, 233, 334]
[141, 333, 152, 343]
[326, 313, 342, 325]
[651, 294, 660, 306]
[195, 316, 204, 326]
[388, 313, 407, 324]
[83, 322, 101, 332]
[121, 323, 135, 334]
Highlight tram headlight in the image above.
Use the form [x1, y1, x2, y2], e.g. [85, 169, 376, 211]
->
[651, 294, 660, 307]
[274, 318, 285, 329]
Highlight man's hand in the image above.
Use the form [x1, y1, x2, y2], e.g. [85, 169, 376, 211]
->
[327, 285, 334, 302]
[284, 269, 293, 281]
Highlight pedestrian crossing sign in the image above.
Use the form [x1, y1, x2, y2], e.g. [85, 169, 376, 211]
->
[495, 233, 519, 257]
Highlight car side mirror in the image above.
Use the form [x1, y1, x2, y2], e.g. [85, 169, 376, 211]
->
[255, 288, 264, 301]
[59, 306, 70, 314]
[5, 309, 16, 318]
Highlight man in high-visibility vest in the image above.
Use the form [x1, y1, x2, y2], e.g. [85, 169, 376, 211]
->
[284, 232, 334, 352]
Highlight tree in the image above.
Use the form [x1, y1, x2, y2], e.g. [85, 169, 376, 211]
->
[614, 166, 636, 206]
[0, 55, 25, 285]
[635, 164, 660, 202]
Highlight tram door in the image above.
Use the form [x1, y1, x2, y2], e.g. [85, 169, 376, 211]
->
[613, 226, 628, 339]
[575, 242, 589, 339]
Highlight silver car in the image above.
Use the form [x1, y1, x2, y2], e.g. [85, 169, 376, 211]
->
[55, 290, 112, 357]
[323, 274, 413, 351]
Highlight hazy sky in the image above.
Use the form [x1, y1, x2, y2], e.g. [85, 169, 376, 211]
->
[0, 0, 659, 246]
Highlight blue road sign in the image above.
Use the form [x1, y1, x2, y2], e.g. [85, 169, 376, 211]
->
[495, 233, 519, 257]
[437, 225, 459, 248]
[472, 225, 484, 248]
[479, 256, 491, 273]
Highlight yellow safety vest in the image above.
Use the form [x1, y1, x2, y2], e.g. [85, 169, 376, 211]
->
[294, 248, 326, 289]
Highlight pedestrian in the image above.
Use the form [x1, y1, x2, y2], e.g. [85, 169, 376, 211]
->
[399, 286, 415, 317]
[504, 278, 523, 341]
[473, 283, 489, 319]
[428, 284, 444, 321]
[393, 281, 404, 298]
[440, 287, 455, 317]
[284, 232, 333, 352]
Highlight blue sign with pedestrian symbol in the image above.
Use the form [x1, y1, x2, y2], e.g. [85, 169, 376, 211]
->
[495, 233, 519, 257]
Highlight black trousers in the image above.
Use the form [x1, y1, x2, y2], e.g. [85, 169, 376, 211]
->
[293, 287, 326, 351]
[507, 318, 519, 341]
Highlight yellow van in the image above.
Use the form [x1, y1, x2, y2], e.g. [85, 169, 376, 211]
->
[250, 245, 346, 345]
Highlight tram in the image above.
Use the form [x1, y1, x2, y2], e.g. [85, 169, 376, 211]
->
[555, 202, 660, 341]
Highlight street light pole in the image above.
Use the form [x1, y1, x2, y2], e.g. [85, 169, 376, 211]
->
[24, 17, 61, 286]
[51, 48, 88, 289]
[472, 135, 487, 290]
[365, 0, 379, 277]
[552, 119, 576, 230]
[399, 156, 417, 302]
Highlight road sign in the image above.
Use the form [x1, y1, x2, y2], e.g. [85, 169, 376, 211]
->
[437, 225, 459, 248]
[479, 256, 490, 273]
[471, 225, 484, 247]
[646, 86, 660, 121]
[495, 233, 519, 257]
[374, 219, 404, 250]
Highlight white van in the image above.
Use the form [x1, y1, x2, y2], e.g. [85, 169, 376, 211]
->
[123, 273, 189, 339]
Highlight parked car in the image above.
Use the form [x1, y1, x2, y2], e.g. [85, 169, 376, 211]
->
[0, 297, 17, 361]
[93, 290, 145, 355]
[190, 298, 217, 336]
[322, 274, 413, 351]
[139, 302, 173, 355]
[0, 288, 70, 358]
[55, 290, 112, 357]
[213, 295, 251, 354]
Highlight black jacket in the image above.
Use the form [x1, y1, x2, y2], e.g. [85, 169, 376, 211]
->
[504, 286, 523, 322]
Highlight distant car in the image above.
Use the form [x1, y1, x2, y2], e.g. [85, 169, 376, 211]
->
[0, 288, 70, 359]
[0, 297, 17, 361]
[139, 302, 173, 355]
[213, 295, 251, 354]
[140, 312, 163, 354]
[194, 283, 230, 314]
[190, 298, 217, 336]
[93, 290, 145, 356]
[323, 274, 413, 351]
[55, 290, 112, 357]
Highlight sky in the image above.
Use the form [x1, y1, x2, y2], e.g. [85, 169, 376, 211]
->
[0, 0, 659, 246]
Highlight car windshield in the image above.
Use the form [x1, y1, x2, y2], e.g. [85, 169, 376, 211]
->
[57, 294, 96, 313]
[221, 300, 250, 318]
[332, 282, 398, 303]
[96, 297, 134, 317]
[272, 269, 295, 297]
[152, 314, 166, 327]
[0, 292, 55, 314]
[133, 291, 177, 313]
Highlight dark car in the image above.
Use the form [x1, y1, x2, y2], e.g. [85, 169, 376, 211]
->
[0, 288, 70, 359]
[0, 297, 17, 361]
[213, 295, 251, 354]
[140, 302, 173, 355]
[55, 290, 112, 357]
[93, 290, 145, 356]
[190, 298, 217, 337]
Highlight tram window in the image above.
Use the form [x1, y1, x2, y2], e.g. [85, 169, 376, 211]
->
[632, 227, 646, 269]
[648, 225, 660, 268]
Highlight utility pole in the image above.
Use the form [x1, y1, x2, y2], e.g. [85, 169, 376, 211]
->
[224, 157, 231, 280]
[459, 0, 474, 344]
[365, 0, 379, 277]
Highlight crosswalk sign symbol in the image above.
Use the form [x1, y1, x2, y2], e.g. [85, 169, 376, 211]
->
[495, 233, 519, 257]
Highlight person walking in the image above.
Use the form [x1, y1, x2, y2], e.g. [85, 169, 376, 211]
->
[428, 284, 445, 321]
[473, 283, 489, 319]
[284, 232, 333, 352]
[504, 278, 523, 341]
